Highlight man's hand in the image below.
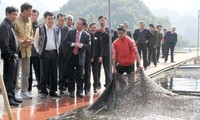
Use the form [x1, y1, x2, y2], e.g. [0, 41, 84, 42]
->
[137, 64, 143, 70]
[98, 57, 102, 62]
[91, 59, 94, 63]
[98, 27, 106, 33]
[23, 38, 33, 46]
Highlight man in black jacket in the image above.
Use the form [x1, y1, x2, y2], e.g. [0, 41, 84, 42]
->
[56, 14, 69, 95]
[28, 9, 40, 92]
[98, 16, 113, 87]
[89, 23, 103, 93]
[164, 27, 177, 63]
[64, 18, 90, 98]
[133, 21, 152, 70]
[0, 6, 23, 106]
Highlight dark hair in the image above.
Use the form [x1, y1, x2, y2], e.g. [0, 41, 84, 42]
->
[156, 25, 162, 28]
[89, 23, 96, 28]
[43, 11, 54, 18]
[83, 21, 88, 27]
[5, 6, 18, 15]
[149, 24, 155, 29]
[79, 18, 87, 22]
[117, 26, 126, 32]
[57, 13, 65, 20]
[98, 15, 106, 20]
[21, 2, 32, 13]
[32, 9, 39, 16]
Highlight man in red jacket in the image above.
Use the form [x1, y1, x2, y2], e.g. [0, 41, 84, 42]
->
[112, 26, 142, 89]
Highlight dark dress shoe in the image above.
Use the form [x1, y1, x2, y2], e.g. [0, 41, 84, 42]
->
[77, 93, 84, 98]
[50, 92, 61, 98]
[60, 90, 64, 95]
[85, 90, 90, 95]
[70, 92, 75, 98]
[13, 97, 22, 103]
[41, 93, 48, 99]
[38, 90, 42, 94]
[9, 98, 20, 106]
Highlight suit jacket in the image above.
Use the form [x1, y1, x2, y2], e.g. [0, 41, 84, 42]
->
[58, 26, 69, 63]
[127, 30, 132, 38]
[0, 18, 19, 60]
[133, 29, 153, 45]
[101, 27, 114, 56]
[64, 29, 90, 66]
[90, 32, 103, 58]
[164, 31, 177, 45]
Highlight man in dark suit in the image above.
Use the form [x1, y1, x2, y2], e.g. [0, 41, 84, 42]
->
[0, 6, 23, 106]
[64, 18, 90, 98]
[89, 23, 103, 93]
[83, 21, 93, 95]
[34, 11, 60, 98]
[123, 21, 133, 38]
[28, 9, 40, 92]
[133, 21, 153, 70]
[98, 15, 113, 87]
[56, 14, 69, 95]
[164, 27, 177, 63]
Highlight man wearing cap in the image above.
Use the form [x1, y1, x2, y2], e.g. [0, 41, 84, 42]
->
[133, 21, 152, 70]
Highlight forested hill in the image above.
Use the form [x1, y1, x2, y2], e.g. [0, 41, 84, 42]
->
[55, 0, 171, 30]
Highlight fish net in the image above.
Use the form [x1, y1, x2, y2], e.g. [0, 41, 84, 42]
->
[50, 70, 200, 120]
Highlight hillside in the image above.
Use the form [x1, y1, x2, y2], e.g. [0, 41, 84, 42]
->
[55, 0, 171, 30]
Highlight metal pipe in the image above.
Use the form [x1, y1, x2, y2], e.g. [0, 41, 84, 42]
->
[197, 10, 200, 59]
[108, 0, 112, 80]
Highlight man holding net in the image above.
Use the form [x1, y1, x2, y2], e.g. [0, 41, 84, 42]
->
[112, 25, 142, 89]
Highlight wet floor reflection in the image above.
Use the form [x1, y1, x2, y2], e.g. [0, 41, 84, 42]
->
[0, 91, 100, 120]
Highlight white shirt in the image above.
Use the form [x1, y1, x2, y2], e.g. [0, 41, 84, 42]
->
[45, 24, 56, 50]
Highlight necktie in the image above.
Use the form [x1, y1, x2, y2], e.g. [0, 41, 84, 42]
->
[73, 31, 80, 55]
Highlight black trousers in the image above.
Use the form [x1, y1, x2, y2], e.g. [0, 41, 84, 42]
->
[58, 58, 68, 91]
[148, 47, 157, 66]
[28, 56, 40, 91]
[157, 46, 160, 62]
[84, 52, 91, 91]
[40, 50, 58, 93]
[67, 54, 84, 94]
[92, 56, 102, 89]
[102, 56, 111, 87]
[137, 44, 148, 69]
[3, 58, 18, 98]
[162, 43, 166, 58]
[165, 43, 175, 62]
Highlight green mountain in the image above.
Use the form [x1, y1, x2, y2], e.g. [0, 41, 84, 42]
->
[55, 0, 171, 30]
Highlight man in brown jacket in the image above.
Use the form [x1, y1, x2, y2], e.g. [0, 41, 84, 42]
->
[15, 2, 33, 99]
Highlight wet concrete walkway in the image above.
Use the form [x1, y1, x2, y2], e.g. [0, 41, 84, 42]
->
[0, 51, 197, 120]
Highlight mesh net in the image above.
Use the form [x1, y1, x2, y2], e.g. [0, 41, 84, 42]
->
[50, 70, 200, 120]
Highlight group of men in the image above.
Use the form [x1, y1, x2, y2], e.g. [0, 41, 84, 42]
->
[0, 2, 177, 106]
[132, 22, 177, 70]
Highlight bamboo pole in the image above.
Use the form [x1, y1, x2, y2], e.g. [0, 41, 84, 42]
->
[0, 72, 14, 120]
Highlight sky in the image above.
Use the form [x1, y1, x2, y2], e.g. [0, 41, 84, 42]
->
[0, 0, 198, 16]
[1, 0, 67, 11]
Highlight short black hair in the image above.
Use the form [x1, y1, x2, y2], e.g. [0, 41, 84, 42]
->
[117, 26, 126, 32]
[21, 2, 32, 13]
[83, 21, 88, 27]
[32, 9, 39, 16]
[98, 15, 106, 20]
[5, 6, 18, 15]
[43, 11, 54, 18]
[89, 23, 96, 28]
[57, 13, 65, 20]
[149, 24, 155, 29]
[156, 25, 162, 28]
